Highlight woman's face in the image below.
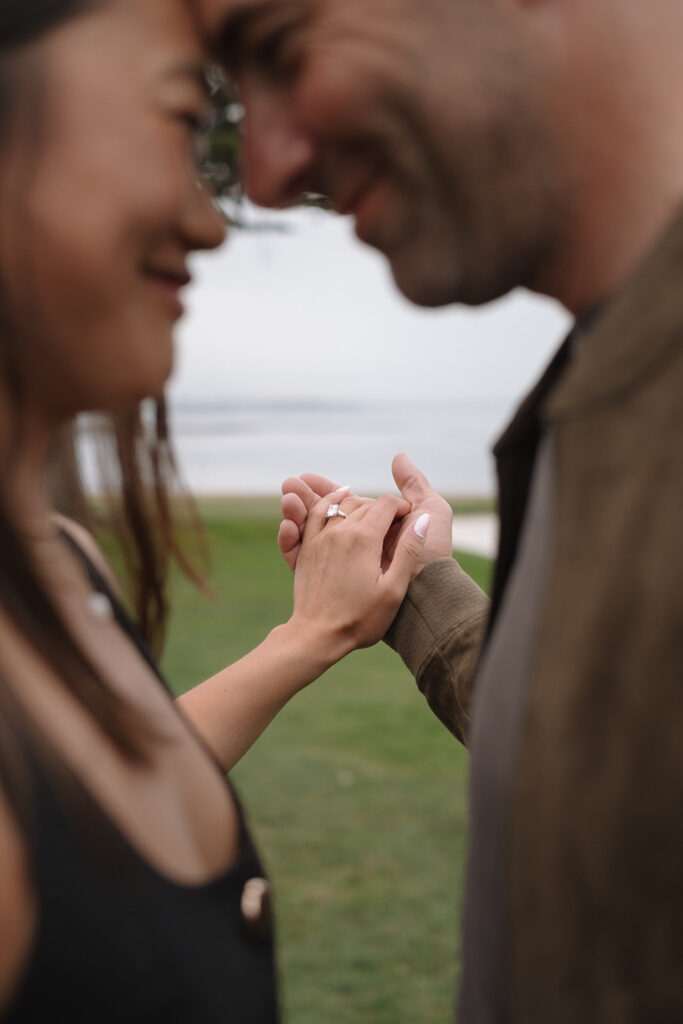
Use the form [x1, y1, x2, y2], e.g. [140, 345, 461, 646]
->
[0, 0, 226, 419]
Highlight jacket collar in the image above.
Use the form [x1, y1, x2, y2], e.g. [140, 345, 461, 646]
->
[545, 204, 683, 420]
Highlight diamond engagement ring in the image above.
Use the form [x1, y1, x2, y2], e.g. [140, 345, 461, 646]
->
[324, 503, 348, 522]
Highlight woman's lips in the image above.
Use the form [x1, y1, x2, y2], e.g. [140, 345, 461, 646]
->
[143, 267, 192, 317]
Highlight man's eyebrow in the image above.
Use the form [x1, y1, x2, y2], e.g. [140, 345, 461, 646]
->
[214, 2, 306, 69]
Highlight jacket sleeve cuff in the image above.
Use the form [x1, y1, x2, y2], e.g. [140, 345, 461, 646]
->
[384, 557, 489, 677]
[384, 558, 490, 743]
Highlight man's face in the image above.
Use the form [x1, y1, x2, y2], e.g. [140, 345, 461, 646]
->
[198, 0, 564, 308]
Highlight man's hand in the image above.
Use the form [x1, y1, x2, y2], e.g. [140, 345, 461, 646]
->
[388, 453, 453, 574]
[278, 454, 453, 577]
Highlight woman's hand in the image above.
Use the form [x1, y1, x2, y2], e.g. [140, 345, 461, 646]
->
[279, 454, 454, 578]
[289, 487, 431, 661]
[178, 485, 429, 773]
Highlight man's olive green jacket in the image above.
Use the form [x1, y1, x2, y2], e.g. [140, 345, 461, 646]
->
[387, 210, 683, 1022]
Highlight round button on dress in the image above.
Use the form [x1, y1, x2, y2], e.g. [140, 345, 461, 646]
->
[241, 877, 273, 942]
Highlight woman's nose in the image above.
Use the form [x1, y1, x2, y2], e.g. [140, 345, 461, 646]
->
[182, 178, 228, 253]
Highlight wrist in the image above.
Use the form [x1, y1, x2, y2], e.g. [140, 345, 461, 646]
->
[272, 615, 351, 681]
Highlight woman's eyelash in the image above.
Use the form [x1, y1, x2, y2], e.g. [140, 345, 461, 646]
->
[179, 112, 207, 133]
[176, 113, 212, 168]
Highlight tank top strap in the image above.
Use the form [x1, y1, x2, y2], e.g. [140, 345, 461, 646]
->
[57, 527, 171, 692]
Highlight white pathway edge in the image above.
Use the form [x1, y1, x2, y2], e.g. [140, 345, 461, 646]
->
[451, 514, 499, 558]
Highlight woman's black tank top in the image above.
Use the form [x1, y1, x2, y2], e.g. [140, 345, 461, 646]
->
[2, 536, 279, 1023]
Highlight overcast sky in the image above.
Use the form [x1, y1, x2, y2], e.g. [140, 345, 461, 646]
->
[171, 203, 571, 408]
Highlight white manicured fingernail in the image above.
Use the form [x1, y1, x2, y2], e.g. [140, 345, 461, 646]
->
[414, 513, 431, 540]
[336, 485, 351, 494]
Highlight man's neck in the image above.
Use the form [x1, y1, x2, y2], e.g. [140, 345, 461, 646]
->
[544, 177, 683, 318]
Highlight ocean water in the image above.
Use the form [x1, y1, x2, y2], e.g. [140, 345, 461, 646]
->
[111, 397, 516, 497]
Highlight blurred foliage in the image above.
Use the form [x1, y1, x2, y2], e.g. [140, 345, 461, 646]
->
[201, 67, 331, 226]
[200, 66, 244, 203]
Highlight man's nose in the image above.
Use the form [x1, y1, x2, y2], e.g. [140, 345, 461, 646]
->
[240, 83, 316, 208]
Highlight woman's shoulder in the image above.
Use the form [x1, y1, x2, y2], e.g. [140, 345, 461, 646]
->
[50, 513, 122, 599]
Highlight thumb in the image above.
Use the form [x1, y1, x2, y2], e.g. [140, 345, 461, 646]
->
[385, 513, 431, 586]
[392, 453, 434, 504]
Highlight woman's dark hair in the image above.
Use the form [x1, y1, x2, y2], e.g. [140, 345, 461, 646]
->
[0, 1, 103, 50]
[0, 0, 205, 828]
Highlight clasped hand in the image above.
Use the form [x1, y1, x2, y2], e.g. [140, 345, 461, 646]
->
[285, 454, 454, 658]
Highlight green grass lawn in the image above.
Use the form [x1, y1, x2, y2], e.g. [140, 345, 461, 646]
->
[161, 500, 493, 1024]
